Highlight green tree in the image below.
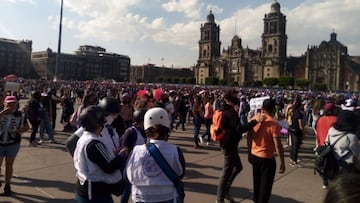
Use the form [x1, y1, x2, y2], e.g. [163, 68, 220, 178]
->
[219, 79, 227, 86]
[278, 76, 294, 88]
[180, 77, 187, 84]
[165, 77, 172, 83]
[253, 80, 263, 87]
[243, 80, 253, 87]
[263, 77, 278, 87]
[314, 83, 327, 91]
[173, 77, 180, 84]
[295, 78, 309, 90]
[205, 77, 219, 85]
[187, 77, 196, 84]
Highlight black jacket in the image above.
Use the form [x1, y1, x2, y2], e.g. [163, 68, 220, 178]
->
[220, 103, 257, 150]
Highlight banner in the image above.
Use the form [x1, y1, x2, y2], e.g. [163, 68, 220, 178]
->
[249, 96, 270, 112]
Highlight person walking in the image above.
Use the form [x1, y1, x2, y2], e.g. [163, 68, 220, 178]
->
[125, 107, 185, 203]
[26, 91, 42, 147]
[200, 95, 214, 145]
[192, 95, 204, 149]
[0, 96, 29, 196]
[326, 108, 360, 178]
[119, 108, 147, 203]
[247, 99, 285, 203]
[315, 101, 338, 188]
[216, 90, 261, 203]
[289, 97, 305, 167]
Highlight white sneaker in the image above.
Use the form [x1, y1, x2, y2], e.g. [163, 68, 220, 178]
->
[38, 139, 44, 144]
[322, 185, 327, 189]
[206, 142, 209, 146]
[199, 137, 204, 144]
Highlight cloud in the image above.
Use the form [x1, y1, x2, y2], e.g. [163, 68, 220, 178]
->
[60, 0, 360, 66]
[206, 4, 224, 14]
[162, 0, 204, 19]
[6, 0, 35, 3]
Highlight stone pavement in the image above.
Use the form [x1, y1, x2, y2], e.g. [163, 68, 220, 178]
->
[0, 102, 327, 203]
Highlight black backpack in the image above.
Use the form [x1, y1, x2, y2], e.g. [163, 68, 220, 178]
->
[314, 134, 348, 179]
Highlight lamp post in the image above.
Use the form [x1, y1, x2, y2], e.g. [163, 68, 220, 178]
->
[54, 0, 63, 81]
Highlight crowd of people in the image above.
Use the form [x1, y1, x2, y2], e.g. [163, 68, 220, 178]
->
[0, 78, 360, 202]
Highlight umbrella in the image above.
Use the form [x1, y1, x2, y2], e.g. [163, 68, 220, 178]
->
[3, 74, 18, 82]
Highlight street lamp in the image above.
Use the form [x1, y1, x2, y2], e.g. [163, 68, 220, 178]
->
[54, 0, 63, 81]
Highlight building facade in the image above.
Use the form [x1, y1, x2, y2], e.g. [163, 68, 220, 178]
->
[0, 38, 36, 78]
[129, 64, 193, 84]
[194, 1, 287, 85]
[31, 45, 131, 81]
[194, 1, 360, 92]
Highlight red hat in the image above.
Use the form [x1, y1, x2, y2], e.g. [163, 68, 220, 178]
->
[324, 102, 334, 111]
[4, 96, 17, 103]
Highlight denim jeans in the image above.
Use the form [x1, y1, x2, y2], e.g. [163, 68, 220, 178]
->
[40, 111, 54, 140]
[29, 119, 41, 143]
[193, 117, 202, 146]
[201, 118, 212, 142]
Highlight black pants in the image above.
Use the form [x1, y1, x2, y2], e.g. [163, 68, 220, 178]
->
[251, 155, 276, 203]
[29, 120, 41, 143]
[217, 148, 243, 200]
[290, 132, 302, 162]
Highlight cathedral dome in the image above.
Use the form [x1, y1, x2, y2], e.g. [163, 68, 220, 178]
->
[270, 1, 281, 13]
[206, 10, 215, 23]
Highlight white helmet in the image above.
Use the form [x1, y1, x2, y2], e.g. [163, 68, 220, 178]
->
[144, 107, 170, 130]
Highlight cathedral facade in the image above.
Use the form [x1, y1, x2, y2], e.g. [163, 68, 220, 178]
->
[194, 1, 287, 86]
[194, 1, 360, 92]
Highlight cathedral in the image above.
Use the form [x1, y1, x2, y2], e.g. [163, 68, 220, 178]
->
[194, 1, 360, 92]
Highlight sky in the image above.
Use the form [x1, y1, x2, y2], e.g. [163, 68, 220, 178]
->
[1, 0, 360, 68]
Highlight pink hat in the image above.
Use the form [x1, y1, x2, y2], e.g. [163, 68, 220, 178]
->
[4, 96, 17, 103]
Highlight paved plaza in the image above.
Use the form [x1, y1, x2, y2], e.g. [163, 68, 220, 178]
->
[0, 102, 327, 203]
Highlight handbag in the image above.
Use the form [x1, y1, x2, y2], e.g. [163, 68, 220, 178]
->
[146, 143, 185, 203]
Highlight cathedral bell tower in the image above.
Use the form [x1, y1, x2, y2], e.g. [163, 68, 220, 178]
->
[195, 10, 221, 84]
[262, 1, 287, 78]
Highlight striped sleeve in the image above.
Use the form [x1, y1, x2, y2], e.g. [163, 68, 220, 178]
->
[86, 140, 126, 173]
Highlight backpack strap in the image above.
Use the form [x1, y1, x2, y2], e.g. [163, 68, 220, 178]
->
[146, 143, 184, 202]
[327, 133, 351, 161]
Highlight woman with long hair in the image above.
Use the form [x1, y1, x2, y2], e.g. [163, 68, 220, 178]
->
[192, 95, 204, 149]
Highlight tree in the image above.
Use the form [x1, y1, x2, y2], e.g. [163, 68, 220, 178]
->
[243, 81, 252, 87]
[314, 83, 327, 91]
[263, 77, 278, 87]
[205, 77, 219, 85]
[173, 77, 180, 84]
[187, 77, 196, 84]
[253, 80, 263, 87]
[180, 77, 187, 84]
[278, 76, 294, 88]
[295, 78, 309, 90]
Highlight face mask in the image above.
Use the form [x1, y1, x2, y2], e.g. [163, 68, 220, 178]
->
[105, 114, 117, 125]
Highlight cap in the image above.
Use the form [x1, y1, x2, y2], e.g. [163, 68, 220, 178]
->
[324, 102, 335, 111]
[4, 96, 17, 103]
